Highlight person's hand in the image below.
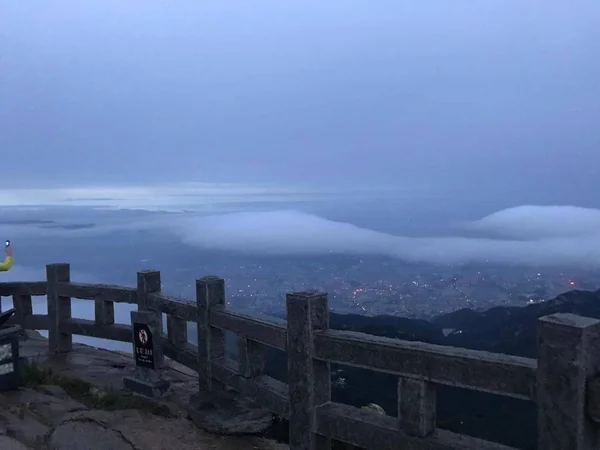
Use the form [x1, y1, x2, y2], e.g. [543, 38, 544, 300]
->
[5, 246, 12, 258]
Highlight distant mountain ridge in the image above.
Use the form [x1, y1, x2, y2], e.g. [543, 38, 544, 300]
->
[435, 288, 600, 357]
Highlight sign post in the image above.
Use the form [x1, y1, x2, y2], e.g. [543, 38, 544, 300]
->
[123, 310, 170, 397]
[133, 322, 155, 369]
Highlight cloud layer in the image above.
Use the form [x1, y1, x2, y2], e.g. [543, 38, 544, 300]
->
[466, 205, 600, 239]
[2, 203, 599, 268]
[171, 206, 600, 267]
[0, 183, 331, 211]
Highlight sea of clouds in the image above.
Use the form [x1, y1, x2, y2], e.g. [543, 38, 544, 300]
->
[2, 183, 599, 352]
[1, 183, 600, 268]
[173, 207, 600, 267]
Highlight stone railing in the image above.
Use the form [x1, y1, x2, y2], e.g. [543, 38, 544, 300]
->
[1, 263, 600, 450]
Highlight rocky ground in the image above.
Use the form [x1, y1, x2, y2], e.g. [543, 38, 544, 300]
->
[0, 331, 288, 450]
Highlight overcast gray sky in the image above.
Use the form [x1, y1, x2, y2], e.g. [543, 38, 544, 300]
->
[1, 1, 599, 204]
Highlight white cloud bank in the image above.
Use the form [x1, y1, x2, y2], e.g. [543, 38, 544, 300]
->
[467, 205, 600, 240]
[1, 202, 599, 267]
[171, 206, 600, 267]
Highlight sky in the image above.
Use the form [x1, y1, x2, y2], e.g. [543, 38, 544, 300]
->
[1, 2, 600, 269]
[1, 1, 600, 205]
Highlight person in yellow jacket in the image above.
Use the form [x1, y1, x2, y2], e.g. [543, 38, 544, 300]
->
[0, 243, 13, 271]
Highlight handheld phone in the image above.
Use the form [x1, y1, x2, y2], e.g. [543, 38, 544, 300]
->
[5, 240, 9, 247]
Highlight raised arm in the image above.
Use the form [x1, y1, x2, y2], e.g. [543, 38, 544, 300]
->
[0, 246, 13, 272]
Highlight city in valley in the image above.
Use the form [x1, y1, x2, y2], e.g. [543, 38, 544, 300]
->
[160, 255, 599, 319]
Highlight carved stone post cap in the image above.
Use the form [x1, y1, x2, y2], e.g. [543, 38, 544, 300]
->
[286, 291, 327, 301]
[196, 276, 223, 283]
[539, 313, 600, 329]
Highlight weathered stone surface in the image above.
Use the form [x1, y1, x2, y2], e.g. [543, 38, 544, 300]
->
[314, 328, 537, 400]
[286, 291, 331, 450]
[0, 281, 46, 297]
[147, 292, 196, 322]
[49, 419, 133, 450]
[196, 276, 226, 392]
[398, 377, 436, 437]
[0, 435, 32, 450]
[58, 282, 136, 304]
[123, 375, 170, 398]
[1, 331, 287, 450]
[537, 313, 600, 450]
[46, 263, 73, 354]
[3, 386, 87, 426]
[210, 305, 288, 350]
[188, 390, 274, 435]
[0, 395, 51, 448]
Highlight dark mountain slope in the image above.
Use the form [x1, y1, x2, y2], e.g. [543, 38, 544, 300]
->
[330, 312, 445, 343]
[438, 289, 600, 357]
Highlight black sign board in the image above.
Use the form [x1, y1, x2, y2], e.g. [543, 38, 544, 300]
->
[133, 322, 155, 369]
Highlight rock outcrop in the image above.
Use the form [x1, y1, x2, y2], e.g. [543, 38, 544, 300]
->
[0, 331, 286, 450]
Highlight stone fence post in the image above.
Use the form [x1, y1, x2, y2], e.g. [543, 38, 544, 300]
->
[537, 313, 600, 449]
[136, 270, 162, 333]
[136, 270, 161, 310]
[46, 263, 72, 353]
[13, 294, 33, 325]
[196, 276, 225, 393]
[286, 291, 331, 450]
[398, 377, 436, 437]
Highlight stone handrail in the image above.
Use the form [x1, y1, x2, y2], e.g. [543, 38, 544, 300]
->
[1, 263, 599, 450]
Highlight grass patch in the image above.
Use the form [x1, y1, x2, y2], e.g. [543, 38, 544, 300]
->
[21, 360, 173, 418]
